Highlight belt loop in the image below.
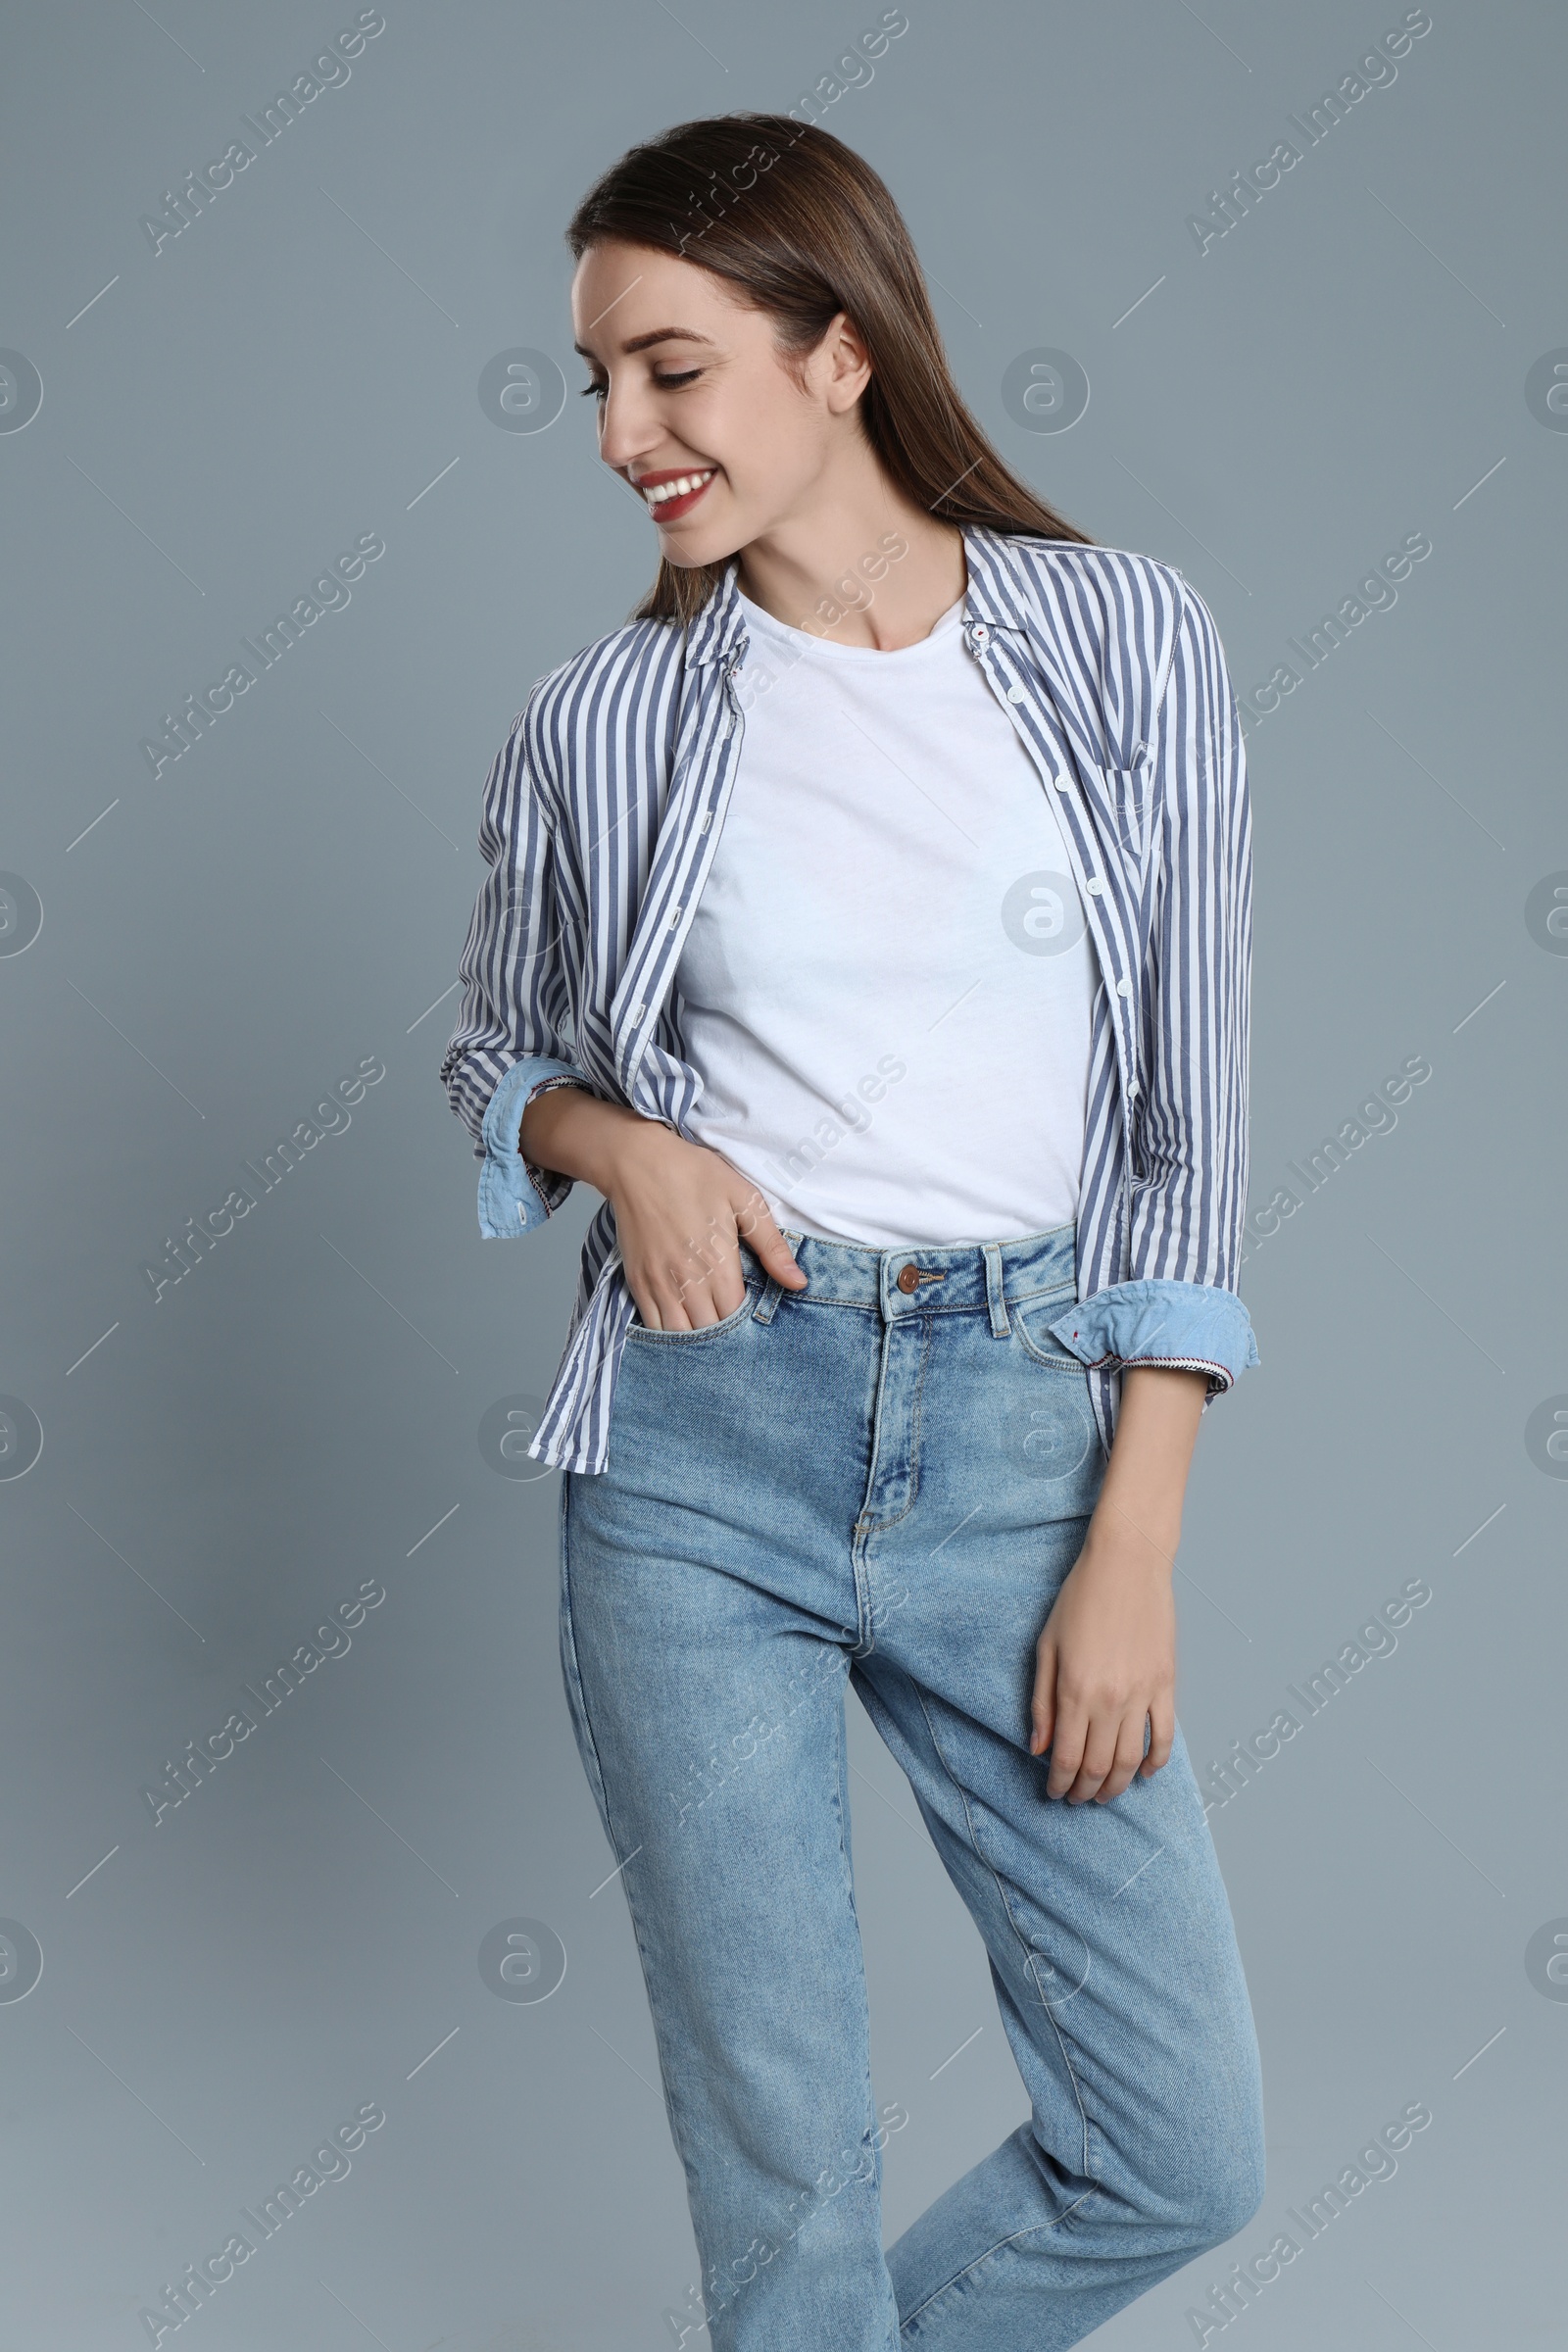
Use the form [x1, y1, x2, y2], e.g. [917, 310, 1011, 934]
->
[753, 1230, 803, 1325]
[983, 1243, 1010, 1338]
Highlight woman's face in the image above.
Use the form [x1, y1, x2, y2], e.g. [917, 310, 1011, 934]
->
[570, 238, 869, 569]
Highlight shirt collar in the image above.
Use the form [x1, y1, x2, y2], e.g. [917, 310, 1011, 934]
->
[958, 523, 1036, 634]
[683, 561, 748, 667]
[683, 523, 1031, 664]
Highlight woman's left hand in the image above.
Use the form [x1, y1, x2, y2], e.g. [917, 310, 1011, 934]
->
[1027, 1363, 1208, 1804]
[1029, 1526, 1176, 1803]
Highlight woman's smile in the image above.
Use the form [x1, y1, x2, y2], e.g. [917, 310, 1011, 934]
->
[632, 466, 717, 521]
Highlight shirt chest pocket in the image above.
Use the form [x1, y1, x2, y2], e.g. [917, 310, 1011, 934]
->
[1090, 764, 1152, 868]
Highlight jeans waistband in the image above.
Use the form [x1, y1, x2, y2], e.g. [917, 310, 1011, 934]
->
[739, 1220, 1077, 1324]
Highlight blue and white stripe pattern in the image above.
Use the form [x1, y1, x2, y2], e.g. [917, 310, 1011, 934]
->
[439, 525, 1259, 1474]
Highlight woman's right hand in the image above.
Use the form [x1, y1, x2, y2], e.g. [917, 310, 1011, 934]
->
[518, 1087, 807, 1328]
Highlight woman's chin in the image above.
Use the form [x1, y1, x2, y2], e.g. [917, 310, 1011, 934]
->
[657, 530, 742, 571]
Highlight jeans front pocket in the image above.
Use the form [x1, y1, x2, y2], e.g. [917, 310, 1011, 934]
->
[998, 1285, 1100, 1492]
[1008, 1283, 1087, 1376]
[625, 1277, 763, 1346]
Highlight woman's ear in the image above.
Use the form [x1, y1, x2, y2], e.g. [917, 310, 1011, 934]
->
[820, 312, 874, 416]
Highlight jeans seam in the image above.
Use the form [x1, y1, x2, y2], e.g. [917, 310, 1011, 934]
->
[559, 1481, 710, 2203]
[1006, 1280, 1078, 1309]
[909, 1685, 1099, 2183]
[896, 2186, 1103, 2334]
[557, 1479, 613, 1825]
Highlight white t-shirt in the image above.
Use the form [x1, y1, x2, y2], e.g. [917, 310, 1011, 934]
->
[673, 586, 1097, 1247]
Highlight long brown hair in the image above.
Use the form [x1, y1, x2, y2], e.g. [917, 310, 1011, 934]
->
[565, 113, 1094, 625]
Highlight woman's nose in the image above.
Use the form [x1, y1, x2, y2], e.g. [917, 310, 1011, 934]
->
[596, 381, 661, 473]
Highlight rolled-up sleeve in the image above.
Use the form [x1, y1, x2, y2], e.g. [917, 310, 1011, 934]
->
[1047, 573, 1259, 1404]
[437, 702, 595, 1239]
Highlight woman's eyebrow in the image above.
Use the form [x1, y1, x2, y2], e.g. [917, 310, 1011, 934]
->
[571, 326, 717, 360]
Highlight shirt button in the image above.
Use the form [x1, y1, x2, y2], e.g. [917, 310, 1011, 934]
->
[1128, 1078, 1140, 1098]
[1053, 776, 1070, 792]
[1085, 877, 1103, 895]
[631, 1002, 645, 1020]
[971, 624, 990, 646]
[1006, 684, 1025, 703]
[1116, 977, 1132, 997]
[896, 1263, 921, 1295]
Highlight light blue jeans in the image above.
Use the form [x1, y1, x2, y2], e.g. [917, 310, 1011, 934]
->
[560, 1223, 1265, 2351]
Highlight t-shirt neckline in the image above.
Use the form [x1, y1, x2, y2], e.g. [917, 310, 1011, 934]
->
[735, 585, 967, 663]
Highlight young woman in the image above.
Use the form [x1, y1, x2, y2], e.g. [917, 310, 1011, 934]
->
[441, 112, 1264, 2352]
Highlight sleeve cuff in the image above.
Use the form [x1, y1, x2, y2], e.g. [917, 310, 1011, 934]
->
[1045, 1278, 1260, 1398]
[476, 1056, 597, 1240]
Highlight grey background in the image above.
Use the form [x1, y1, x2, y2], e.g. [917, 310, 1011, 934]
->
[2, 2, 1563, 2345]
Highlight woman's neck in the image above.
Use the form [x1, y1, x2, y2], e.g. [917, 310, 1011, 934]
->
[734, 453, 967, 653]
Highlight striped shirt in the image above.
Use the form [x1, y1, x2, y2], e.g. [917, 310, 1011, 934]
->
[439, 525, 1259, 1474]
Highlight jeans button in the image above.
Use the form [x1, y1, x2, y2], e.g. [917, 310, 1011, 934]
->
[896, 1263, 920, 1295]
